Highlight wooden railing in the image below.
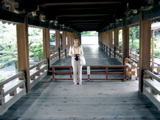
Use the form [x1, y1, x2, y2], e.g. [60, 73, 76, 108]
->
[124, 58, 138, 80]
[60, 49, 66, 59]
[30, 59, 48, 88]
[0, 71, 26, 115]
[143, 69, 160, 110]
[115, 48, 122, 62]
[50, 48, 59, 65]
[129, 52, 139, 62]
[51, 65, 128, 81]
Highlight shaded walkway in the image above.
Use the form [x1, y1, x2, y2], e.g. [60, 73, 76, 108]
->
[0, 44, 160, 120]
[0, 76, 160, 120]
[53, 44, 121, 66]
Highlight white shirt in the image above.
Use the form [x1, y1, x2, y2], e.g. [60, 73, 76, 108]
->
[69, 45, 84, 56]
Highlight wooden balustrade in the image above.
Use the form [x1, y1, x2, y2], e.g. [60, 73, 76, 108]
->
[143, 70, 160, 110]
[0, 71, 26, 115]
[60, 49, 66, 59]
[110, 48, 114, 58]
[50, 48, 59, 65]
[51, 65, 127, 81]
[29, 59, 48, 88]
[124, 58, 138, 80]
[115, 50, 122, 62]
[129, 52, 139, 62]
[66, 47, 69, 57]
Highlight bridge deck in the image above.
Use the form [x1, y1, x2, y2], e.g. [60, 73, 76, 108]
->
[53, 44, 121, 66]
[0, 45, 160, 120]
[0, 76, 160, 120]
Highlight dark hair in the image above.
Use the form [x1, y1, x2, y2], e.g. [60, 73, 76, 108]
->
[73, 38, 80, 45]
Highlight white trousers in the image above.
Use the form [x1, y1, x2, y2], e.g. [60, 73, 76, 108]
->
[71, 57, 82, 84]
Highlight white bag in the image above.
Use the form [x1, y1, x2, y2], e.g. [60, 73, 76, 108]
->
[80, 55, 86, 66]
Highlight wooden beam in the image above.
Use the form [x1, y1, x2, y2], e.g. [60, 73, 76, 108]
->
[144, 5, 160, 20]
[42, 1, 121, 6]
[124, 14, 140, 26]
[0, 9, 24, 23]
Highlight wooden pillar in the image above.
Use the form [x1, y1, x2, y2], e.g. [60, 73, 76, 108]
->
[55, 30, 60, 48]
[55, 30, 60, 58]
[108, 30, 112, 56]
[114, 29, 119, 47]
[62, 31, 67, 49]
[122, 26, 129, 64]
[108, 30, 112, 48]
[114, 29, 119, 58]
[43, 28, 50, 67]
[17, 16, 30, 93]
[139, 13, 151, 92]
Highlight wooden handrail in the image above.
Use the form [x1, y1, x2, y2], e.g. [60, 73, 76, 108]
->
[144, 70, 160, 82]
[30, 59, 47, 70]
[0, 71, 24, 86]
[143, 69, 160, 110]
[51, 65, 127, 81]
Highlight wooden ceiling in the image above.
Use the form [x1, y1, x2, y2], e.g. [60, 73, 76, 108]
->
[1, 0, 159, 32]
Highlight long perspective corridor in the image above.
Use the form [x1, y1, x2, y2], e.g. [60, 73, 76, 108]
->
[0, 45, 160, 120]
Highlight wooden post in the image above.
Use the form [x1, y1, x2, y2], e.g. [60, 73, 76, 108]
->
[55, 30, 60, 59]
[108, 30, 113, 56]
[43, 28, 50, 67]
[114, 29, 119, 58]
[139, 13, 151, 92]
[62, 31, 67, 49]
[122, 26, 129, 64]
[55, 30, 60, 48]
[17, 15, 30, 93]
[114, 29, 119, 47]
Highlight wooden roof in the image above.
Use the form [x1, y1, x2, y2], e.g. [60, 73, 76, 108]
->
[1, 0, 160, 32]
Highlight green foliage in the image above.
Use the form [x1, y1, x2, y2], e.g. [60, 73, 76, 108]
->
[81, 31, 98, 35]
[30, 43, 43, 60]
[129, 26, 140, 50]
[28, 27, 43, 62]
[0, 21, 17, 72]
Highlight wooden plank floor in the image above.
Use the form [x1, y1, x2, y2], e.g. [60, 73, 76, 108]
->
[52, 44, 122, 66]
[0, 75, 160, 120]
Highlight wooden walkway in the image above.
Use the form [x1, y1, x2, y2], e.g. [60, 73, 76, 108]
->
[0, 75, 160, 120]
[0, 45, 160, 120]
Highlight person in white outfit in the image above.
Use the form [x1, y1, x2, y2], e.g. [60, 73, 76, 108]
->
[69, 38, 84, 85]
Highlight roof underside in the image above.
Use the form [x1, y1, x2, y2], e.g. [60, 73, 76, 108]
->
[1, 0, 159, 32]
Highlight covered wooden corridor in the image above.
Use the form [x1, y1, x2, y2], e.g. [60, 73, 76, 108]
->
[0, 0, 160, 120]
[0, 45, 160, 120]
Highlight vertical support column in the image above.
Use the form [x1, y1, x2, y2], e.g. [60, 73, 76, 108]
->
[55, 30, 60, 58]
[55, 30, 60, 48]
[62, 31, 67, 57]
[122, 26, 129, 64]
[139, 13, 151, 92]
[62, 31, 67, 49]
[114, 29, 119, 58]
[43, 28, 50, 68]
[114, 29, 119, 47]
[17, 16, 30, 93]
[108, 30, 113, 56]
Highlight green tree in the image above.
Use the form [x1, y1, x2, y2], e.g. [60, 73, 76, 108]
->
[28, 27, 43, 62]
[81, 31, 98, 35]
[129, 26, 140, 51]
[0, 22, 18, 70]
